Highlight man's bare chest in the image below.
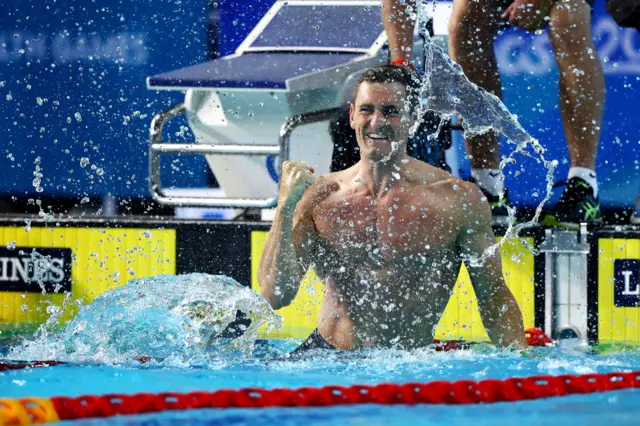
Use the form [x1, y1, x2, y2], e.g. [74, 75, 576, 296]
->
[312, 195, 459, 266]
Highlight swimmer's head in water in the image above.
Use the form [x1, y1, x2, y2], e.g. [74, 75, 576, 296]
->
[350, 65, 418, 162]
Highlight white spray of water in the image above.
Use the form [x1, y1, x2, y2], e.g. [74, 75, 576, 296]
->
[9, 273, 281, 365]
[413, 1, 557, 266]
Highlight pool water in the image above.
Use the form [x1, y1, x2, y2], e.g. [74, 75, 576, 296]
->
[2, 274, 640, 425]
[3, 340, 640, 426]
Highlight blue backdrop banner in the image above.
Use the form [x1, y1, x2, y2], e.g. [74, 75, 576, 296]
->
[0, 0, 211, 199]
[485, 0, 639, 209]
[1, 0, 638, 210]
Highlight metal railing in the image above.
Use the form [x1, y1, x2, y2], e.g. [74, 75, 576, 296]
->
[148, 103, 340, 208]
[539, 224, 591, 343]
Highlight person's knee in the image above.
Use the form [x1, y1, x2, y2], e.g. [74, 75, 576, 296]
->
[448, 1, 500, 50]
[549, 0, 593, 50]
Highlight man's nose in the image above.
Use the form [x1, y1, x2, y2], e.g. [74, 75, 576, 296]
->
[369, 109, 388, 128]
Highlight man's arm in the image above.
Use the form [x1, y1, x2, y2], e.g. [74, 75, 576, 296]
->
[456, 185, 527, 349]
[258, 161, 318, 310]
[381, 0, 417, 64]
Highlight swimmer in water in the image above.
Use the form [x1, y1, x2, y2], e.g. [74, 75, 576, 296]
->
[258, 65, 527, 351]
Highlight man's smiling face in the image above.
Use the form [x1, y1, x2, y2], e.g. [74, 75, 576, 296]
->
[349, 81, 413, 162]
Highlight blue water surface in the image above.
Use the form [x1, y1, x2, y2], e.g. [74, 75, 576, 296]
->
[3, 341, 640, 426]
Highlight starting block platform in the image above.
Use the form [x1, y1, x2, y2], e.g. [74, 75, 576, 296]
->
[145, 0, 455, 212]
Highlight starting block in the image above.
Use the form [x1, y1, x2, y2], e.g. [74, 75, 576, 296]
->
[146, 0, 455, 213]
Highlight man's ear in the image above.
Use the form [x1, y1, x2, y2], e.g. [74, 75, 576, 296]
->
[349, 103, 356, 129]
[402, 110, 417, 131]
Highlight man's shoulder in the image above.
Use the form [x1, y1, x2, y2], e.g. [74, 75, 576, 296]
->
[309, 170, 345, 197]
[408, 161, 471, 195]
[408, 164, 491, 223]
[296, 170, 346, 213]
[447, 179, 493, 228]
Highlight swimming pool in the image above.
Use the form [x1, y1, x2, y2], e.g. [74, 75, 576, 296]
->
[2, 272, 640, 425]
[3, 338, 640, 425]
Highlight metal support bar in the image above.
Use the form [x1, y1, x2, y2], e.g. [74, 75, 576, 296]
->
[150, 144, 281, 156]
[278, 107, 341, 177]
[539, 224, 590, 343]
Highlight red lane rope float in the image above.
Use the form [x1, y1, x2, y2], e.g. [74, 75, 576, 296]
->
[2, 370, 640, 425]
[0, 328, 554, 372]
[525, 328, 554, 346]
[430, 327, 553, 352]
[0, 361, 63, 372]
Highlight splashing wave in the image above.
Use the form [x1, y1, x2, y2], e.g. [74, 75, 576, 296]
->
[9, 273, 281, 365]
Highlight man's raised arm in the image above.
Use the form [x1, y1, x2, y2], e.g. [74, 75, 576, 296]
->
[381, 0, 417, 65]
[258, 161, 318, 310]
[456, 185, 527, 349]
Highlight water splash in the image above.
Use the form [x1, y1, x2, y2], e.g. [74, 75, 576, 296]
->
[414, 2, 557, 266]
[10, 273, 281, 365]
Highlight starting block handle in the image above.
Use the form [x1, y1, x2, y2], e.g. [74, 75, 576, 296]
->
[278, 107, 342, 177]
[148, 103, 342, 209]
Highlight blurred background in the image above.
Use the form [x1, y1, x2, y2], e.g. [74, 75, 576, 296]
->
[0, 0, 638, 221]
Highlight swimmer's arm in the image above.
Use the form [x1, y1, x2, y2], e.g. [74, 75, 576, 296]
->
[381, 0, 416, 64]
[258, 193, 317, 310]
[456, 188, 527, 349]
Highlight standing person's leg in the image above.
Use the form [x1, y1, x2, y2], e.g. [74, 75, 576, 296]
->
[545, 0, 605, 226]
[380, 0, 454, 171]
[448, 0, 511, 220]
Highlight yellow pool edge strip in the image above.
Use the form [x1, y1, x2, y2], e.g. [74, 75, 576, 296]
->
[0, 225, 176, 331]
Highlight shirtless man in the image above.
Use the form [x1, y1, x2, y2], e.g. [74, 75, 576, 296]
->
[258, 66, 526, 351]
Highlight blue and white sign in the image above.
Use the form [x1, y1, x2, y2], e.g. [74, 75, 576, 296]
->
[492, 1, 640, 209]
[0, 0, 637, 209]
[614, 259, 640, 307]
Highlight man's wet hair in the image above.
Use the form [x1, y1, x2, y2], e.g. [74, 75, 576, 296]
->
[351, 65, 421, 115]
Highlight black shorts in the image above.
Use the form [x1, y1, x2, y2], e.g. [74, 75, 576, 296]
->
[290, 329, 336, 355]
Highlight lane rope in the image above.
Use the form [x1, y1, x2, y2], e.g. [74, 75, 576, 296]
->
[0, 328, 566, 424]
[1, 369, 639, 424]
